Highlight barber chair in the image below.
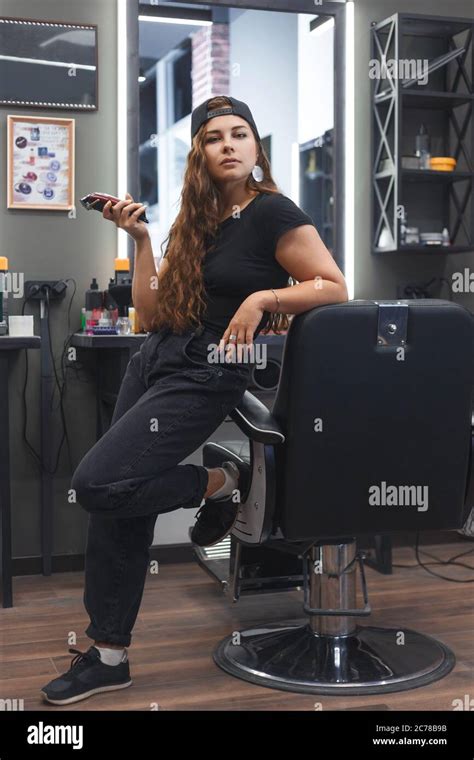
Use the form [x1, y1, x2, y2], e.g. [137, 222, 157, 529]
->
[201, 299, 474, 694]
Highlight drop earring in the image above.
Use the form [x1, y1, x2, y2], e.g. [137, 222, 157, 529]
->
[251, 164, 264, 182]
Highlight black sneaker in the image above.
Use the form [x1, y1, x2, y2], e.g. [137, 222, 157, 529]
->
[40, 646, 132, 705]
[191, 461, 249, 547]
[190, 498, 240, 547]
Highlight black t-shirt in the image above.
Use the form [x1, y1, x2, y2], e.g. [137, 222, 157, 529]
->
[200, 191, 316, 338]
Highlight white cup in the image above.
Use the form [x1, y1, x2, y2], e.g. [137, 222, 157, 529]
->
[8, 315, 34, 337]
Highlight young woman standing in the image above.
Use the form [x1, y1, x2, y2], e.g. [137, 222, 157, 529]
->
[40, 95, 347, 705]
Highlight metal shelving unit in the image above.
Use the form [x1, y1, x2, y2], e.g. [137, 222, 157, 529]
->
[371, 13, 474, 255]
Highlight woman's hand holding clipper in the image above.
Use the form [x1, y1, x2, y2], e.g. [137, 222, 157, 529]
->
[103, 192, 149, 242]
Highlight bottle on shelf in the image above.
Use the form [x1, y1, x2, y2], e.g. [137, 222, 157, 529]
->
[415, 123, 431, 170]
[85, 277, 103, 334]
[104, 278, 119, 327]
[116, 312, 131, 335]
[114, 258, 130, 284]
[441, 227, 450, 247]
[98, 310, 112, 328]
[400, 208, 408, 246]
[128, 306, 137, 334]
[113, 258, 132, 334]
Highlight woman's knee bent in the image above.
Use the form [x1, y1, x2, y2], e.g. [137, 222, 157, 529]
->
[71, 466, 111, 513]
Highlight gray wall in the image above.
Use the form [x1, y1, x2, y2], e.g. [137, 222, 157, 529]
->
[354, 0, 474, 309]
[0, 0, 118, 558]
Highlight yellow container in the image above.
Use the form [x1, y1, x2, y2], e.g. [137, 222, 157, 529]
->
[430, 156, 456, 172]
[128, 306, 136, 334]
[114, 258, 130, 272]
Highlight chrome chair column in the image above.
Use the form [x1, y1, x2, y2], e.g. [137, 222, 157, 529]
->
[214, 537, 455, 694]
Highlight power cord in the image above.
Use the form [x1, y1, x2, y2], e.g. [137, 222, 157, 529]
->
[21, 278, 91, 475]
[391, 531, 474, 582]
[403, 277, 453, 300]
[21, 293, 42, 469]
[45, 285, 72, 472]
[22, 287, 65, 474]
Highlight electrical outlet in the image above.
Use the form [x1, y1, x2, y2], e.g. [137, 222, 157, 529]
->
[25, 280, 68, 301]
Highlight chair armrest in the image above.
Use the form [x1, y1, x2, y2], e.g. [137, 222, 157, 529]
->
[228, 390, 285, 444]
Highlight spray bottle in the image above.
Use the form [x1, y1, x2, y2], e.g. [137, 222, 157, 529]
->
[85, 278, 103, 334]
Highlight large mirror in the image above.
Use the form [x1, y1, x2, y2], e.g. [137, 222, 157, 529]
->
[0, 16, 98, 110]
[136, 0, 345, 272]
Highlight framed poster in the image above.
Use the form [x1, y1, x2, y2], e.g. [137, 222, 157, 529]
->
[0, 16, 98, 110]
[7, 115, 75, 211]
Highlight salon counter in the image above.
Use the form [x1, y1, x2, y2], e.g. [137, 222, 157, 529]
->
[70, 332, 149, 439]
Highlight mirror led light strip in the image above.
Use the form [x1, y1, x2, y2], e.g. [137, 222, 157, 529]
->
[138, 15, 211, 26]
[117, 0, 128, 260]
[0, 19, 94, 29]
[0, 100, 95, 107]
[345, 1, 354, 300]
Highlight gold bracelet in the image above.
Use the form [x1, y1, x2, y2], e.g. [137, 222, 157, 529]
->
[271, 288, 280, 314]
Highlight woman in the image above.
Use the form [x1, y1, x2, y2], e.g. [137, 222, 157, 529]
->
[40, 95, 348, 705]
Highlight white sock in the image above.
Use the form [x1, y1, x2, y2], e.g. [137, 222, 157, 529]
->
[95, 646, 127, 666]
[207, 464, 238, 501]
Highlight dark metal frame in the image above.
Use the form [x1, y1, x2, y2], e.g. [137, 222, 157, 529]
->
[129, 0, 346, 274]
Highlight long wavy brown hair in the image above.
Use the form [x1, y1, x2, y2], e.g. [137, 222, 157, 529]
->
[149, 95, 295, 336]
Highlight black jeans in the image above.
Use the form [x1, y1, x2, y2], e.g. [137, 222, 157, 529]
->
[72, 324, 250, 647]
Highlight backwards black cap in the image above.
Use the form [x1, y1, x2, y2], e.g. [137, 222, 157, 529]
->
[191, 96, 261, 142]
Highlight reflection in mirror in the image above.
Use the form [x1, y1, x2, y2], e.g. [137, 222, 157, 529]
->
[137, 3, 336, 267]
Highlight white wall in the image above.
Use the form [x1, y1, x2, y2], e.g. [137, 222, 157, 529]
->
[228, 7, 299, 195]
[298, 15, 334, 144]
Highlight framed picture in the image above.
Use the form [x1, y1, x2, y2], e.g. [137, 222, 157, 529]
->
[7, 115, 75, 211]
[0, 16, 98, 110]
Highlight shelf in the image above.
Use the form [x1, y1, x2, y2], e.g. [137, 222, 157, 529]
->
[374, 168, 474, 183]
[373, 14, 473, 38]
[373, 245, 473, 254]
[375, 90, 473, 109]
[403, 91, 473, 109]
[399, 15, 473, 38]
[374, 169, 474, 181]
[402, 169, 474, 183]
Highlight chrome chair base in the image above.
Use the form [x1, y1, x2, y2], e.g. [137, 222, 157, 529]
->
[213, 622, 455, 695]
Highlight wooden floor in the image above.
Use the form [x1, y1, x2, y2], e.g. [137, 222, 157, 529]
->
[0, 540, 473, 711]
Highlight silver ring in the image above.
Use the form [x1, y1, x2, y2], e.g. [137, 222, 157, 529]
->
[229, 334, 237, 341]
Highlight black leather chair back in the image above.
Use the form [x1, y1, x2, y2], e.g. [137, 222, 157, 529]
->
[272, 300, 474, 540]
